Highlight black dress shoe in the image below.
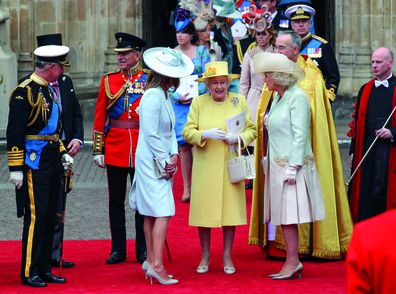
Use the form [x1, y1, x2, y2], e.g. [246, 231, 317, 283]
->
[22, 275, 47, 287]
[106, 252, 126, 264]
[136, 251, 147, 264]
[40, 272, 66, 283]
[51, 259, 75, 268]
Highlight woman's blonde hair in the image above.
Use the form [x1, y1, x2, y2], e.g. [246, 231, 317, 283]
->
[145, 71, 180, 91]
[267, 72, 298, 88]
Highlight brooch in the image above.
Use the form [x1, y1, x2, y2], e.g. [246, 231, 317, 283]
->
[230, 96, 240, 107]
[30, 152, 37, 161]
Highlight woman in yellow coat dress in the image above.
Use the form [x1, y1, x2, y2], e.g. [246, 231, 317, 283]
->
[182, 61, 256, 275]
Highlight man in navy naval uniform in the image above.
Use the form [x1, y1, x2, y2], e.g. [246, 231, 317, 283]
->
[286, 4, 340, 101]
[7, 39, 74, 287]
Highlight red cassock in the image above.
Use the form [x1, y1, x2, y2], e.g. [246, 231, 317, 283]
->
[93, 69, 148, 167]
[346, 209, 396, 294]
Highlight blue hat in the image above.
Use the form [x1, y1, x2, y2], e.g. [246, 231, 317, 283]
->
[278, 0, 312, 7]
[175, 7, 191, 32]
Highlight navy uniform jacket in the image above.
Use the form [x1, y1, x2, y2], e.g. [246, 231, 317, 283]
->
[7, 73, 66, 216]
[301, 34, 340, 101]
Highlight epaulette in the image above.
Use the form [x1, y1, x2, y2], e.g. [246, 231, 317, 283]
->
[105, 69, 121, 76]
[312, 35, 328, 44]
[141, 68, 151, 74]
[18, 79, 32, 88]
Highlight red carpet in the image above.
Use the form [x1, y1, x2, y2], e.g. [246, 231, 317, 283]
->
[0, 171, 347, 293]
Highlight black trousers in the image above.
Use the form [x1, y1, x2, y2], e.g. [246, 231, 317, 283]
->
[51, 173, 67, 261]
[20, 144, 61, 279]
[106, 164, 146, 258]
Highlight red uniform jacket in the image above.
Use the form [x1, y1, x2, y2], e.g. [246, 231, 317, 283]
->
[347, 209, 396, 294]
[93, 69, 148, 167]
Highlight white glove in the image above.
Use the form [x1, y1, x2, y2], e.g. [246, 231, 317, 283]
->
[61, 154, 74, 170]
[93, 155, 105, 168]
[225, 133, 239, 145]
[285, 166, 297, 185]
[202, 128, 226, 141]
[9, 171, 23, 189]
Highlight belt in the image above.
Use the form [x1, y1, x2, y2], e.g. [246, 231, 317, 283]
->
[25, 134, 60, 142]
[109, 119, 139, 129]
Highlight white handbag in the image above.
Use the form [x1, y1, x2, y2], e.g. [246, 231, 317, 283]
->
[227, 136, 256, 184]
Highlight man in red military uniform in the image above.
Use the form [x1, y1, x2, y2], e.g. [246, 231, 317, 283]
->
[347, 209, 396, 293]
[92, 32, 148, 264]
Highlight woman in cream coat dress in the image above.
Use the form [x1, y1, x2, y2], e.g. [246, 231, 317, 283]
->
[253, 52, 325, 280]
[129, 47, 194, 285]
[182, 61, 256, 275]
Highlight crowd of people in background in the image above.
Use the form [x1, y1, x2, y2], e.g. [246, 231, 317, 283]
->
[5, 0, 396, 291]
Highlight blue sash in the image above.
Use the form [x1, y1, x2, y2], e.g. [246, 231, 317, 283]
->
[25, 99, 59, 169]
[301, 38, 322, 55]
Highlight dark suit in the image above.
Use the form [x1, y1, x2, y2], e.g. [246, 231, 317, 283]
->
[51, 74, 84, 261]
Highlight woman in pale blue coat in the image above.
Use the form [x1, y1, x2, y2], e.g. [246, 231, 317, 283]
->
[253, 52, 325, 280]
[129, 48, 194, 285]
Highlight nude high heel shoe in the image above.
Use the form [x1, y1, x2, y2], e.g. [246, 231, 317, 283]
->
[146, 266, 179, 285]
[142, 261, 173, 279]
[272, 263, 304, 280]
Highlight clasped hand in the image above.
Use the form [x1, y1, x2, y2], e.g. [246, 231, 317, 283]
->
[164, 154, 178, 180]
[285, 165, 299, 185]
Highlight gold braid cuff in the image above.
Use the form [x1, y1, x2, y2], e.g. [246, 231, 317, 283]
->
[92, 131, 104, 154]
[59, 140, 66, 154]
[8, 146, 24, 167]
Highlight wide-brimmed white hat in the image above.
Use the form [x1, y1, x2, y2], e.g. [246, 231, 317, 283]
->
[143, 47, 194, 78]
[253, 52, 305, 80]
[214, 0, 242, 19]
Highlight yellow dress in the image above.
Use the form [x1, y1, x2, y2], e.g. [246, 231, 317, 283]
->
[183, 93, 256, 227]
[248, 56, 353, 258]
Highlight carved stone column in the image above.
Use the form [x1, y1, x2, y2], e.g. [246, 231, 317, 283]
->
[0, 6, 17, 137]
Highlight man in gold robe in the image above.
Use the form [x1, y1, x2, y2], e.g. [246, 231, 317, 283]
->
[249, 30, 353, 259]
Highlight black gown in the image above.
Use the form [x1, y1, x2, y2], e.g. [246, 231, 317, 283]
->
[352, 75, 396, 221]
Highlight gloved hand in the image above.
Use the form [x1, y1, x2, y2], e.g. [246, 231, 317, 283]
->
[285, 165, 298, 185]
[9, 171, 23, 189]
[202, 128, 226, 141]
[93, 154, 105, 169]
[62, 154, 74, 170]
[225, 133, 239, 145]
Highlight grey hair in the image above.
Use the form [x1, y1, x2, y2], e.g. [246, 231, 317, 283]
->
[267, 72, 298, 88]
[277, 30, 302, 50]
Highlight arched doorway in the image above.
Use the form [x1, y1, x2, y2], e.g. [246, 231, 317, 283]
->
[142, 0, 178, 48]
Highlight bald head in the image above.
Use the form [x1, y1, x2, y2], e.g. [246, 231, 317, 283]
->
[371, 47, 394, 80]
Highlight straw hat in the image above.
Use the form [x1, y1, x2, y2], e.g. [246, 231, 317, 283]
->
[196, 61, 239, 82]
[253, 52, 305, 80]
[143, 47, 194, 78]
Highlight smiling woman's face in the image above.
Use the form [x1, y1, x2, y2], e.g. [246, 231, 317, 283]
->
[208, 76, 228, 101]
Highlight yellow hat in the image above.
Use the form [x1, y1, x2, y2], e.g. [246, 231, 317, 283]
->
[196, 61, 239, 82]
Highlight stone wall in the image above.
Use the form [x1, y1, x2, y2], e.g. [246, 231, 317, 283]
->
[336, 0, 396, 98]
[4, 0, 143, 120]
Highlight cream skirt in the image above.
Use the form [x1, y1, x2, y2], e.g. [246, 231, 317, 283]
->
[263, 159, 325, 225]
